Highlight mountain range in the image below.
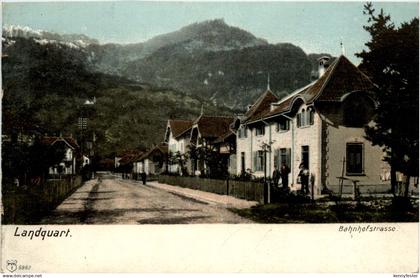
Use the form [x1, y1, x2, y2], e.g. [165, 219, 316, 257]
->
[2, 20, 334, 157]
[3, 19, 332, 109]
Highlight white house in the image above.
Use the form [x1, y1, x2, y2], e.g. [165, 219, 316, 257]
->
[189, 114, 236, 176]
[237, 55, 390, 195]
[164, 119, 193, 174]
[134, 143, 168, 175]
[42, 137, 79, 175]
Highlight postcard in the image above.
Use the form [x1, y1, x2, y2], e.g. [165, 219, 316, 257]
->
[1, 1, 419, 274]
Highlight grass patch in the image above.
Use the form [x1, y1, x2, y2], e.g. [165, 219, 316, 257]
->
[231, 198, 419, 223]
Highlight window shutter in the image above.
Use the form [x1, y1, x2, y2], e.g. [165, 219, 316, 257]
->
[252, 152, 257, 171]
[273, 149, 279, 169]
[286, 148, 291, 168]
[309, 109, 314, 125]
[244, 127, 248, 138]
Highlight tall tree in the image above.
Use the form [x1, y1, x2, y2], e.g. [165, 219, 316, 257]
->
[356, 2, 419, 196]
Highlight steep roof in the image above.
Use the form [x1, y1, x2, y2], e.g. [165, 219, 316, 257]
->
[250, 55, 375, 121]
[242, 89, 279, 123]
[119, 149, 144, 165]
[194, 115, 235, 139]
[137, 143, 168, 162]
[41, 137, 79, 149]
[168, 119, 193, 138]
[213, 130, 235, 144]
[303, 55, 375, 103]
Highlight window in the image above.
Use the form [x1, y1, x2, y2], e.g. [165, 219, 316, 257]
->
[280, 148, 291, 167]
[346, 143, 364, 175]
[255, 125, 265, 136]
[253, 150, 264, 171]
[276, 119, 290, 132]
[297, 107, 315, 128]
[238, 126, 248, 139]
[274, 148, 291, 169]
[308, 108, 315, 125]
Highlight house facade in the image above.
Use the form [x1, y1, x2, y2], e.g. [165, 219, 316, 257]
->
[237, 55, 390, 195]
[133, 143, 168, 175]
[42, 137, 79, 175]
[189, 115, 237, 176]
[164, 119, 193, 174]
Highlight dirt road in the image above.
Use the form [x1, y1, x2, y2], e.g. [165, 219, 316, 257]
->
[41, 173, 252, 224]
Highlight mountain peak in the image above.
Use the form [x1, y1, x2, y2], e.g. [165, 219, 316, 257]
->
[141, 19, 267, 55]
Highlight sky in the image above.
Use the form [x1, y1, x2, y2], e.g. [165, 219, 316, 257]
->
[2, 1, 419, 64]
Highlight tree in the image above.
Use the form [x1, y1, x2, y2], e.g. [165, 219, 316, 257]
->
[356, 3, 419, 197]
[187, 144, 229, 179]
[2, 137, 65, 187]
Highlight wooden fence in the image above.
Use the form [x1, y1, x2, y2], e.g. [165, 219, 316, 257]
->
[158, 175, 265, 203]
[2, 175, 82, 224]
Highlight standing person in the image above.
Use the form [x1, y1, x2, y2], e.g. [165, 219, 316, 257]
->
[298, 163, 309, 194]
[272, 166, 281, 187]
[280, 162, 290, 189]
[141, 172, 147, 185]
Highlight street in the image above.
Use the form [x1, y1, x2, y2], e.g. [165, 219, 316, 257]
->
[41, 173, 252, 224]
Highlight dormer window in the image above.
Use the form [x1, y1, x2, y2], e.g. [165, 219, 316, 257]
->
[297, 107, 315, 128]
[238, 126, 248, 139]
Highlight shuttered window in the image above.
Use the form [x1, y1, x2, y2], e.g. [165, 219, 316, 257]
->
[238, 126, 248, 139]
[253, 151, 264, 171]
[274, 148, 291, 169]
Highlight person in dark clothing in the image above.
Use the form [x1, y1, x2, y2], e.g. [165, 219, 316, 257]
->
[298, 163, 309, 194]
[280, 162, 290, 189]
[141, 172, 147, 185]
[272, 166, 281, 187]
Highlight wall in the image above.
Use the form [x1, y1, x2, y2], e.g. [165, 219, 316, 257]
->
[324, 116, 388, 188]
[290, 104, 322, 194]
[237, 103, 322, 193]
[168, 131, 191, 174]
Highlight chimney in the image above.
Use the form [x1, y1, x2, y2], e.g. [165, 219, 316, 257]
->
[318, 56, 331, 78]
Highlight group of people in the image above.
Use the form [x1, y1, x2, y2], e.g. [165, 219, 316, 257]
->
[272, 162, 290, 190]
[272, 162, 310, 194]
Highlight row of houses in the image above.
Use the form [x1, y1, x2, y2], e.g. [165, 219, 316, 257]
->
[161, 55, 392, 195]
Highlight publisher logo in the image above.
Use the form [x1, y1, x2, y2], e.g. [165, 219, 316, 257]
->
[6, 260, 17, 272]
